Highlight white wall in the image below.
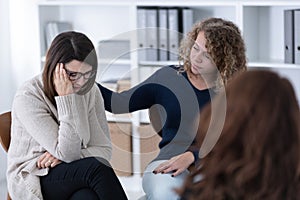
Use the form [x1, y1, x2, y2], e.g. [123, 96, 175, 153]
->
[9, 0, 41, 88]
[0, 0, 13, 113]
[0, 0, 41, 198]
[0, 0, 12, 198]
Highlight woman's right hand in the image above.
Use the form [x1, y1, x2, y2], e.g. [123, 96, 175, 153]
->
[53, 63, 74, 96]
[37, 151, 62, 169]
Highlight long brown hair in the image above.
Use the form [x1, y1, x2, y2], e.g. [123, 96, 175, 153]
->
[179, 17, 247, 89]
[42, 31, 97, 106]
[179, 70, 300, 200]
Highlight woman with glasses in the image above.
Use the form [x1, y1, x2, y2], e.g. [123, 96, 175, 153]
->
[97, 18, 247, 200]
[7, 31, 127, 200]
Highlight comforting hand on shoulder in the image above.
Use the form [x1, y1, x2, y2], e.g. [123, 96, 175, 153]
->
[153, 151, 195, 177]
[53, 63, 74, 96]
[37, 151, 62, 169]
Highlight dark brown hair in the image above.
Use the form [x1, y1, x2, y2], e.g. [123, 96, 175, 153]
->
[42, 31, 97, 106]
[179, 70, 300, 200]
[179, 17, 247, 89]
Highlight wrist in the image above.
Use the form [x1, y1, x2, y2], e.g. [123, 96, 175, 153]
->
[185, 151, 195, 164]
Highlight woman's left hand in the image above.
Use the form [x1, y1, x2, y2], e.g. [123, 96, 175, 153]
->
[153, 151, 195, 177]
[37, 151, 62, 169]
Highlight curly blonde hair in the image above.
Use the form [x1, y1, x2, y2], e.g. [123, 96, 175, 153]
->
[179, 18, 247, 89]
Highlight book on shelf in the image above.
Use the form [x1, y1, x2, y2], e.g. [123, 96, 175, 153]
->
[145, 8, 159, 61]
[158, 8, 168, 61]
[45, 21, 72, 51]
[181, 8, 194, 37]
[137, 7, 193, 63]
[294, 10, 300, 64]
[284, 9, 300, 65]
[284, 10, 295, 64]
[137, 8, 148, 62]
[168, 8, 180, 61]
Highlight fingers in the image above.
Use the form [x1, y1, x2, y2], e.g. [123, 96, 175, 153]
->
[37, 152, 47, 168]
[153, 161, 170, 174]
[50, 160, 62, 168]
[59, 63, 68, 81]
[153, 162, 180, 177]
[152, 155, 189, 177]
[53, 63, 73, 96]
[53, 63, 61, 91]
[37, 152, 61, 169]
[171, 168, 183, 177]
[54, 63, 65, 81]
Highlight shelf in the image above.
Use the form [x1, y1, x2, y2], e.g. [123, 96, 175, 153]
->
[38, 0, 137, 6]
[99, 59, 131, 65]
[37, 0, 300, 178]
[106, 112, 132, 123]
[242, 0, 300, 6]
[248, 61, 300, 69]
[139, 61, 179, 67]
[243, 5, 300, 64]
[136, 0, 237, 7]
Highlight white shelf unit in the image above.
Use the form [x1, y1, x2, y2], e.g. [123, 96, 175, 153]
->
[37, 0, 300, 193]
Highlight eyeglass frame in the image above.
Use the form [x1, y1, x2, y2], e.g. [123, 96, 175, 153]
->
[64, 67, 97, 81]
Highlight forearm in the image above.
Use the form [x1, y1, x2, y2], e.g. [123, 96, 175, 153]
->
[14, 93, 83, 162]
[97, 77, 156, 114]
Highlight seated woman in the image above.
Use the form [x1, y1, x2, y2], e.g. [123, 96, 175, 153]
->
[7, 31, 127, 200]
[97, 17, 247, 200]
[179, 70, 300, 200]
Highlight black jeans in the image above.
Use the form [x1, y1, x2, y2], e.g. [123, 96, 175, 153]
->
[40, 157, 128, 200]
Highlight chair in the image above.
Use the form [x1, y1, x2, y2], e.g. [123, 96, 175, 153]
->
[0, 111, 12, 200]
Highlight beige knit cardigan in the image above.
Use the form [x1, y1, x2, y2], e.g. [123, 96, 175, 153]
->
[7, 74, 112, 200]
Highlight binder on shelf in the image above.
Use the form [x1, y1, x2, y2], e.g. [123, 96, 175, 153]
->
[137, 8, 147, 62]
[294, 10, 300, 64]
[145, 8, 159, 61]
[284, 10, 295, 64]
[181, 8, 193, 37]
[168, 8, 180, 61]
[45, 21, 72, 51]
[158, 8, 168, 61]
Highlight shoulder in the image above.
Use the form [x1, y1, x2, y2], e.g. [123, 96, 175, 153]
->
[12, 74, 49, 117]
[16, 74, 43, 94]
[153, 65, 183, 78]
[159, 65, 182, 72]
[84, 83, 104, 105]
[14, 74, 45, 102]
[87, 83, 102, 98]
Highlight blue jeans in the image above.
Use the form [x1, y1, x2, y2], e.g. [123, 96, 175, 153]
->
[142, 160, 189, 200]
[40, 157, 127, 200]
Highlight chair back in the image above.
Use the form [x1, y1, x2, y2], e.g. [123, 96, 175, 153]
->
[0, 111, 11, 152]
[0, 111, 12, 200]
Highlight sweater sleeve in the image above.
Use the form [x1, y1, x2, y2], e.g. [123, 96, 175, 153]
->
[81, 85, 112, 161]
[13, 92, 82, 163]
[97, 71, 158, 114]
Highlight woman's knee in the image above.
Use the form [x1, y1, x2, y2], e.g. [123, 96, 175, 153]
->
[142, 161, 188, 200]
[69, 188, 98, 200]
[143, 173, 183, 200]
[79, 157, 114, 178]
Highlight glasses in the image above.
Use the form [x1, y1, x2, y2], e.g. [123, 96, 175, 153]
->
[64, 68, 96, 81]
